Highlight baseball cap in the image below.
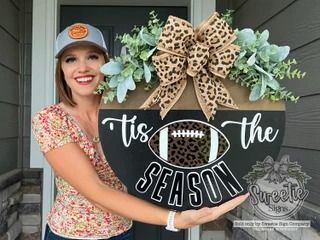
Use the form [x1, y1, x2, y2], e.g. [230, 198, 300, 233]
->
[55, 23, 108, 58]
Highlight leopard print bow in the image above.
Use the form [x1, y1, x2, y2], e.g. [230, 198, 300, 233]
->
[140, 12, 240, 121]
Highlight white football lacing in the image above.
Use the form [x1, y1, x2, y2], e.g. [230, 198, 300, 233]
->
[171, 129, 205, 138]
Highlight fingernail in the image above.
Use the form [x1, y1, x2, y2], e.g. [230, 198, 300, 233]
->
[244, 192, 250, 197]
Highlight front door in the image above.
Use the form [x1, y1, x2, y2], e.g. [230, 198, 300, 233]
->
[60, 5, 188, 240]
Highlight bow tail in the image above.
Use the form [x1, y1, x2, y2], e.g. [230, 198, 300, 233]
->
[193, 69, 218, 121]
[159, 79, 187, 119]
[194, 69, 238, 120]
[140, 86, 161, 109]
[193, 83, 216, 121]
[212, 74, 238, 109]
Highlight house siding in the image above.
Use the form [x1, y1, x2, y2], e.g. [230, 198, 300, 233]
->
[0, 0, 21, 174]
[217, 0, 320, 239]
[0, 0, 32, 173]
[227, 0, 320, 208]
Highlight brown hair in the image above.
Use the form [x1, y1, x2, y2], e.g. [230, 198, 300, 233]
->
[55, 52, 109, 106]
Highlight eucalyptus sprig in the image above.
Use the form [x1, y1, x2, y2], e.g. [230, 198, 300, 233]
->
[221, 9, 234, 26]
[96, 11, 163, 103]
[222, 12, 305, 102]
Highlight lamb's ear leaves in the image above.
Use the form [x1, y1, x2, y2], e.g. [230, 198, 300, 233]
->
[270, 46, 290, 62]
[101, 61, 123, 75]
[116, 79, 128, 103]
[143, 62, 152, 83]
[249, 83, 262, 101]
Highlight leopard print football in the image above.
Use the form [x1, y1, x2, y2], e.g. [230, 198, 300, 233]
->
[149, 120, 229, 168]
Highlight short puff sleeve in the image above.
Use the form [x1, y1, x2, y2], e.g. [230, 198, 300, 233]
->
[32, 107, 74, 153]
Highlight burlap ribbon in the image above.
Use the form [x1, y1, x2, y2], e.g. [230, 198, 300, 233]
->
[140, 12, 240, 121]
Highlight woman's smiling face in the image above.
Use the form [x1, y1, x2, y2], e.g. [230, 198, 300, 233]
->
[60, 44, 105, 100]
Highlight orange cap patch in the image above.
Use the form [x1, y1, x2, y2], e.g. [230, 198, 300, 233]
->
[68, 23, 88, 39]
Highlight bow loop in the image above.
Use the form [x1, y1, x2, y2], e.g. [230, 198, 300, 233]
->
[208, 44, 240, 78]
[196, 12, 236, 52]
[157, 16, 194, 57]
[141, 12, 240, 120]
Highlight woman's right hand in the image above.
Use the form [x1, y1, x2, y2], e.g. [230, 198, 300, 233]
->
[174, 193, 249, 229]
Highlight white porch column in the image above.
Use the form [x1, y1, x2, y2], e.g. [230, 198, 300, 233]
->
[31, 0, 57, 238]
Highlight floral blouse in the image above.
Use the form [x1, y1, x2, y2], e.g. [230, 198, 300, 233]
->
[32, 104, 132, 239]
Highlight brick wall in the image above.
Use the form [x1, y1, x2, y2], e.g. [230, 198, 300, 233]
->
[0, 170, 23, 240]
[18, 170, 42, 240]
[0, 169, 42, 240]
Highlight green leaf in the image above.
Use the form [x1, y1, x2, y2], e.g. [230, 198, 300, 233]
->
[124, 74, 136, 90]
[266, 77, 280, 90]
[236, 28, 256, 46]
[256, 30, 269, 49]
[100, 61, 123, 75]
[102, 96, 108, 104]
[107, 91, 115, 101]
[148, 63, 155, 72]
[268, 45, 279, 55]
[270, 46, 290, 62]
[237, 50, 247, 60]
[139, 28, 157, 46]
[122, 65, 135, 78]
[258, 46, 270, 62]
[261, 75, 267, 96]
[117, 75, 125, 82]
[117, 81, 128, 103]
[152, 27, 163, 40]
[146, 47, 157, 59]
[139, 50, 149, 61]
[221, 9, 234, 26]
[133, 68, 144, 80]
[259, 30, 269, 41]
[143, 62, 152, 83]
[254, 64, 273, 80]
[234, 58, 246, 69]
[108, 75, 119, 88]
[247, 53, 256, 66]
[249, 83, 262, 101]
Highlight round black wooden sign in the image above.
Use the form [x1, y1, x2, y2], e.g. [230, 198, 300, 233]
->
[99, 109, 285, 210]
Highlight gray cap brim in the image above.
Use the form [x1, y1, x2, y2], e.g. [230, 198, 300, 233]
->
[55, 41, 108, 58]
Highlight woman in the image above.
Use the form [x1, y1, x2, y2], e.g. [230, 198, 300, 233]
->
[32, 23, 249, 240]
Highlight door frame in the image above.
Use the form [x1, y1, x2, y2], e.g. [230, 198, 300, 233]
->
[31, 0, 216, 239]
